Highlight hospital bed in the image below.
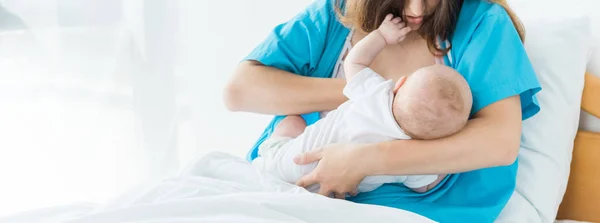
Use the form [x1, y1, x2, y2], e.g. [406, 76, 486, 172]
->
[1, 76, 598, 223]
[0, 48, 598, 223]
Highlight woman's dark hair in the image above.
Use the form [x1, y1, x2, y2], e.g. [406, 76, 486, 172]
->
[334, 0, 525, 55]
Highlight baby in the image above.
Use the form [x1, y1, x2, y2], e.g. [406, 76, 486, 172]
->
[252, 14, 473, 194]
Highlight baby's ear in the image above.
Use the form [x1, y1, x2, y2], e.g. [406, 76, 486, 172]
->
[393, 76, 407, 94]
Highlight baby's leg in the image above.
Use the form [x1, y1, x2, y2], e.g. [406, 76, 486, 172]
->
[410, 174, 447, 193]
[272, 115, 307, 138]
[253, 115, 309, 183]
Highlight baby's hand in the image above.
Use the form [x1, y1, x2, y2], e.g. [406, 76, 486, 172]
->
[378, 14, 412, 45]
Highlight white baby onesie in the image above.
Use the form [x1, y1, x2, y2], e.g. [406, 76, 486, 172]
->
[252, 68, 438, 192]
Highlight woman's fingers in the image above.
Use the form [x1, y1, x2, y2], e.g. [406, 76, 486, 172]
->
[296, 173, 318, 188]
[297, 173, 337, 198]
[334, 192, 346, 200]
[294, 150, 324, 165]
[391, 17, 402, 24]
[349, 190, 358, 197]
[318, 186, 331, 197]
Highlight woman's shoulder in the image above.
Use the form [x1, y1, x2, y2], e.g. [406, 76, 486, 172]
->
[285, 0, 346, 38]
[456, 0, 514, 35]
[460, 0, 511, 19]
[452, 0, 517, 54]
[294, 0, 339, 21]
[452, 0, 541, 118]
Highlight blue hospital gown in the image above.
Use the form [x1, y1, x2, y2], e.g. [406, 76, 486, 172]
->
[242, 0, 542, 222]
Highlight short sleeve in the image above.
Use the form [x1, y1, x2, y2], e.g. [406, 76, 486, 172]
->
[343, 68, 393, 100]
[453, 11, 541, 120]
[243, 0, 333, 76]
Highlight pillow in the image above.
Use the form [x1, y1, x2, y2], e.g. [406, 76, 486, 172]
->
[579, 3, 600, 133]
[495, 4, 592, 222]
[584, 0, 600, 75]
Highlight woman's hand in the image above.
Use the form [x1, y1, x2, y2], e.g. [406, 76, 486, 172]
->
[294, 143, 370, 199]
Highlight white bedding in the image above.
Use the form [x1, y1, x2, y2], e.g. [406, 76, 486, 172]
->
[0, 152, 435, 223]
[1, 152, 594, 223]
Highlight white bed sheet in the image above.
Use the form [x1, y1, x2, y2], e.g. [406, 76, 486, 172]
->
[0, 152, 594, 223]
[0, 152, 435, 223]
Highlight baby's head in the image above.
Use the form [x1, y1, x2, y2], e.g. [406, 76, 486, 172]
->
[392, 65, 473, 140]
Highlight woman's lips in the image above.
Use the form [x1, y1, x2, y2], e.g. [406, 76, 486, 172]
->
[406, 16, 423, 25]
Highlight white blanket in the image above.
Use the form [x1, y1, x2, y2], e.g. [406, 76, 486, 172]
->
[0, 152, 435, 223]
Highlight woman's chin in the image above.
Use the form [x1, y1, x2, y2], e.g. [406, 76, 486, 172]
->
[408, 24, 422, 31]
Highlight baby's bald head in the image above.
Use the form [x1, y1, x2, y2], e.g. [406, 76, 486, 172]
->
[392, 65, 473, 140]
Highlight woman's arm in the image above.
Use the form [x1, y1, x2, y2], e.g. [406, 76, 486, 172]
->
[294, 6, 541, 199]
[223, 61, 346, 115]
[294, 96, 523, 197]
[363, 95, 522, 176]
[223, 0, 347, 115]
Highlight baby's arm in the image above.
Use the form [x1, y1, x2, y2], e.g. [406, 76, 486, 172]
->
[344, 14, 411, 82]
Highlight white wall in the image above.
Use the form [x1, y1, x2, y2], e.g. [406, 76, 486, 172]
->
[0, 0, 313, 217]
[173, 0, 313, 165]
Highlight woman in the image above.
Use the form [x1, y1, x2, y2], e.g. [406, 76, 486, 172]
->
[224, 0, 541, 222]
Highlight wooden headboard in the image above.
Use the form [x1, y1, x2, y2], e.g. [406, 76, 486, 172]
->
[557, 72, 600, 222]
